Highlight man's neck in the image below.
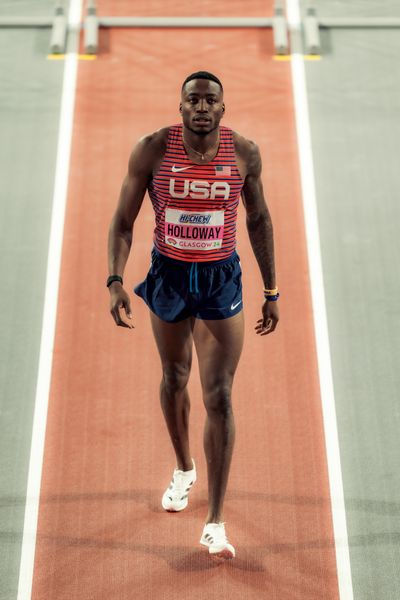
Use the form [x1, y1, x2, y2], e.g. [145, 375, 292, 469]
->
[182, 126, 220, 154]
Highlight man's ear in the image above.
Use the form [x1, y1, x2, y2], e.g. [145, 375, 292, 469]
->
[179, 102, 182, 113]
[222, 103, 225, 116]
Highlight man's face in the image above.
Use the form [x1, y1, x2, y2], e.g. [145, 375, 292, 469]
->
[180, 79, 225, 135]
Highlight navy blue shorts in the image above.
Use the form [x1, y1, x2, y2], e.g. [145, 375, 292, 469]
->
[134, 248, 243, 323]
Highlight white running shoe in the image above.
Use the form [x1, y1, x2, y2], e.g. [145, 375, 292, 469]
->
[161, 459, 196, 512]
[200, 522, 235, 559]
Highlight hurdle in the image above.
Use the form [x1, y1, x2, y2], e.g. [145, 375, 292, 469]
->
[2, 0, 400, 58]
[303, 0, 400, 55]
[82, 0, 289, 56]
[0, 0, 289, 56]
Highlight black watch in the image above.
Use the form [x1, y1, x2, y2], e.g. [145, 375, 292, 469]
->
[106, 275, 123, 288]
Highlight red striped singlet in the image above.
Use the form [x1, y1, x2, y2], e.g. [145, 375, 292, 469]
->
[148, 124, 244, 262]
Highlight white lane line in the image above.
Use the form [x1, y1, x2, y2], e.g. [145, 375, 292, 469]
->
[286, 1, 354, 599]
[17, 1, 82, 598]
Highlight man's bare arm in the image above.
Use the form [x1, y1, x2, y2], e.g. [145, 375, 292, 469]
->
[242, 142, 276, 289]
[241, 140, 279, 335]
[108, 133, 162, 328]
[108, 138, 152, 278]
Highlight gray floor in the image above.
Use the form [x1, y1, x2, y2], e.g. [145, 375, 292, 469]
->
[0, 1, 56, 17]
[0, 5, 66, 597]
[302, 1, 400, 598]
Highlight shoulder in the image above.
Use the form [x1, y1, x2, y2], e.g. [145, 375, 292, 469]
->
[131, 127, 169, 160]
[128, 127, 170, 176]
[232, 130, 261, 178]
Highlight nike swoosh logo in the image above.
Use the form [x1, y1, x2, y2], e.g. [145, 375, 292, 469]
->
[231, 300, 242, 311]
[171, 165, 192, 173]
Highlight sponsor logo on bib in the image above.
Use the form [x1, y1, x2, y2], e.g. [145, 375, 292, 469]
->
[164, 208, 224, 251]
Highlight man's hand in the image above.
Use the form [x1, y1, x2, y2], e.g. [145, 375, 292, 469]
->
[255, 300, 279, 336]
[109, 283, 134, 329]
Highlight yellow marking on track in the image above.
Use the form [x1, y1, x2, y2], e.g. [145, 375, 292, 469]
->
[47, 54, 97, 61]
[304, 54, 322, 60]
[273, 55, 292, 61]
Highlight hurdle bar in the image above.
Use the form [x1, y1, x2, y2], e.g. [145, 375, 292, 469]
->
[97, 17, 275, 28]
[318, 17, 400, 28]
[83, 16, 289, 56]
[0, 17, 53, 28]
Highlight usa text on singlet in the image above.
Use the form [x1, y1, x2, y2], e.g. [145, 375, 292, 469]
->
[147, 124, 244, 262]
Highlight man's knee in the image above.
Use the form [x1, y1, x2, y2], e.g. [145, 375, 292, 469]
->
[203, 379, 234, 418]
[162, 362, 190, 395]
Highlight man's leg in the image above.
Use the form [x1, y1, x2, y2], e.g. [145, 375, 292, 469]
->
[150, 312, 194, 472]
[193, 311, 244, 523]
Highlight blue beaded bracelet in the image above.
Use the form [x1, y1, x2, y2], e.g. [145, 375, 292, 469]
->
[264, 293, 280, 301]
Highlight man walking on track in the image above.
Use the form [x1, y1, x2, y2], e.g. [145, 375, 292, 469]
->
[107, 71, 279, 559]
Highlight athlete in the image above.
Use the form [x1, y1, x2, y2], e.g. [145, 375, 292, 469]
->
[107, 71, 279, 559]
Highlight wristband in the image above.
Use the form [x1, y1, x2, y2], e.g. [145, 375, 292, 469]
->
[264, 292, 280, 302]
[263, 287, 278, 296]
[107, 275, 123, 288]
